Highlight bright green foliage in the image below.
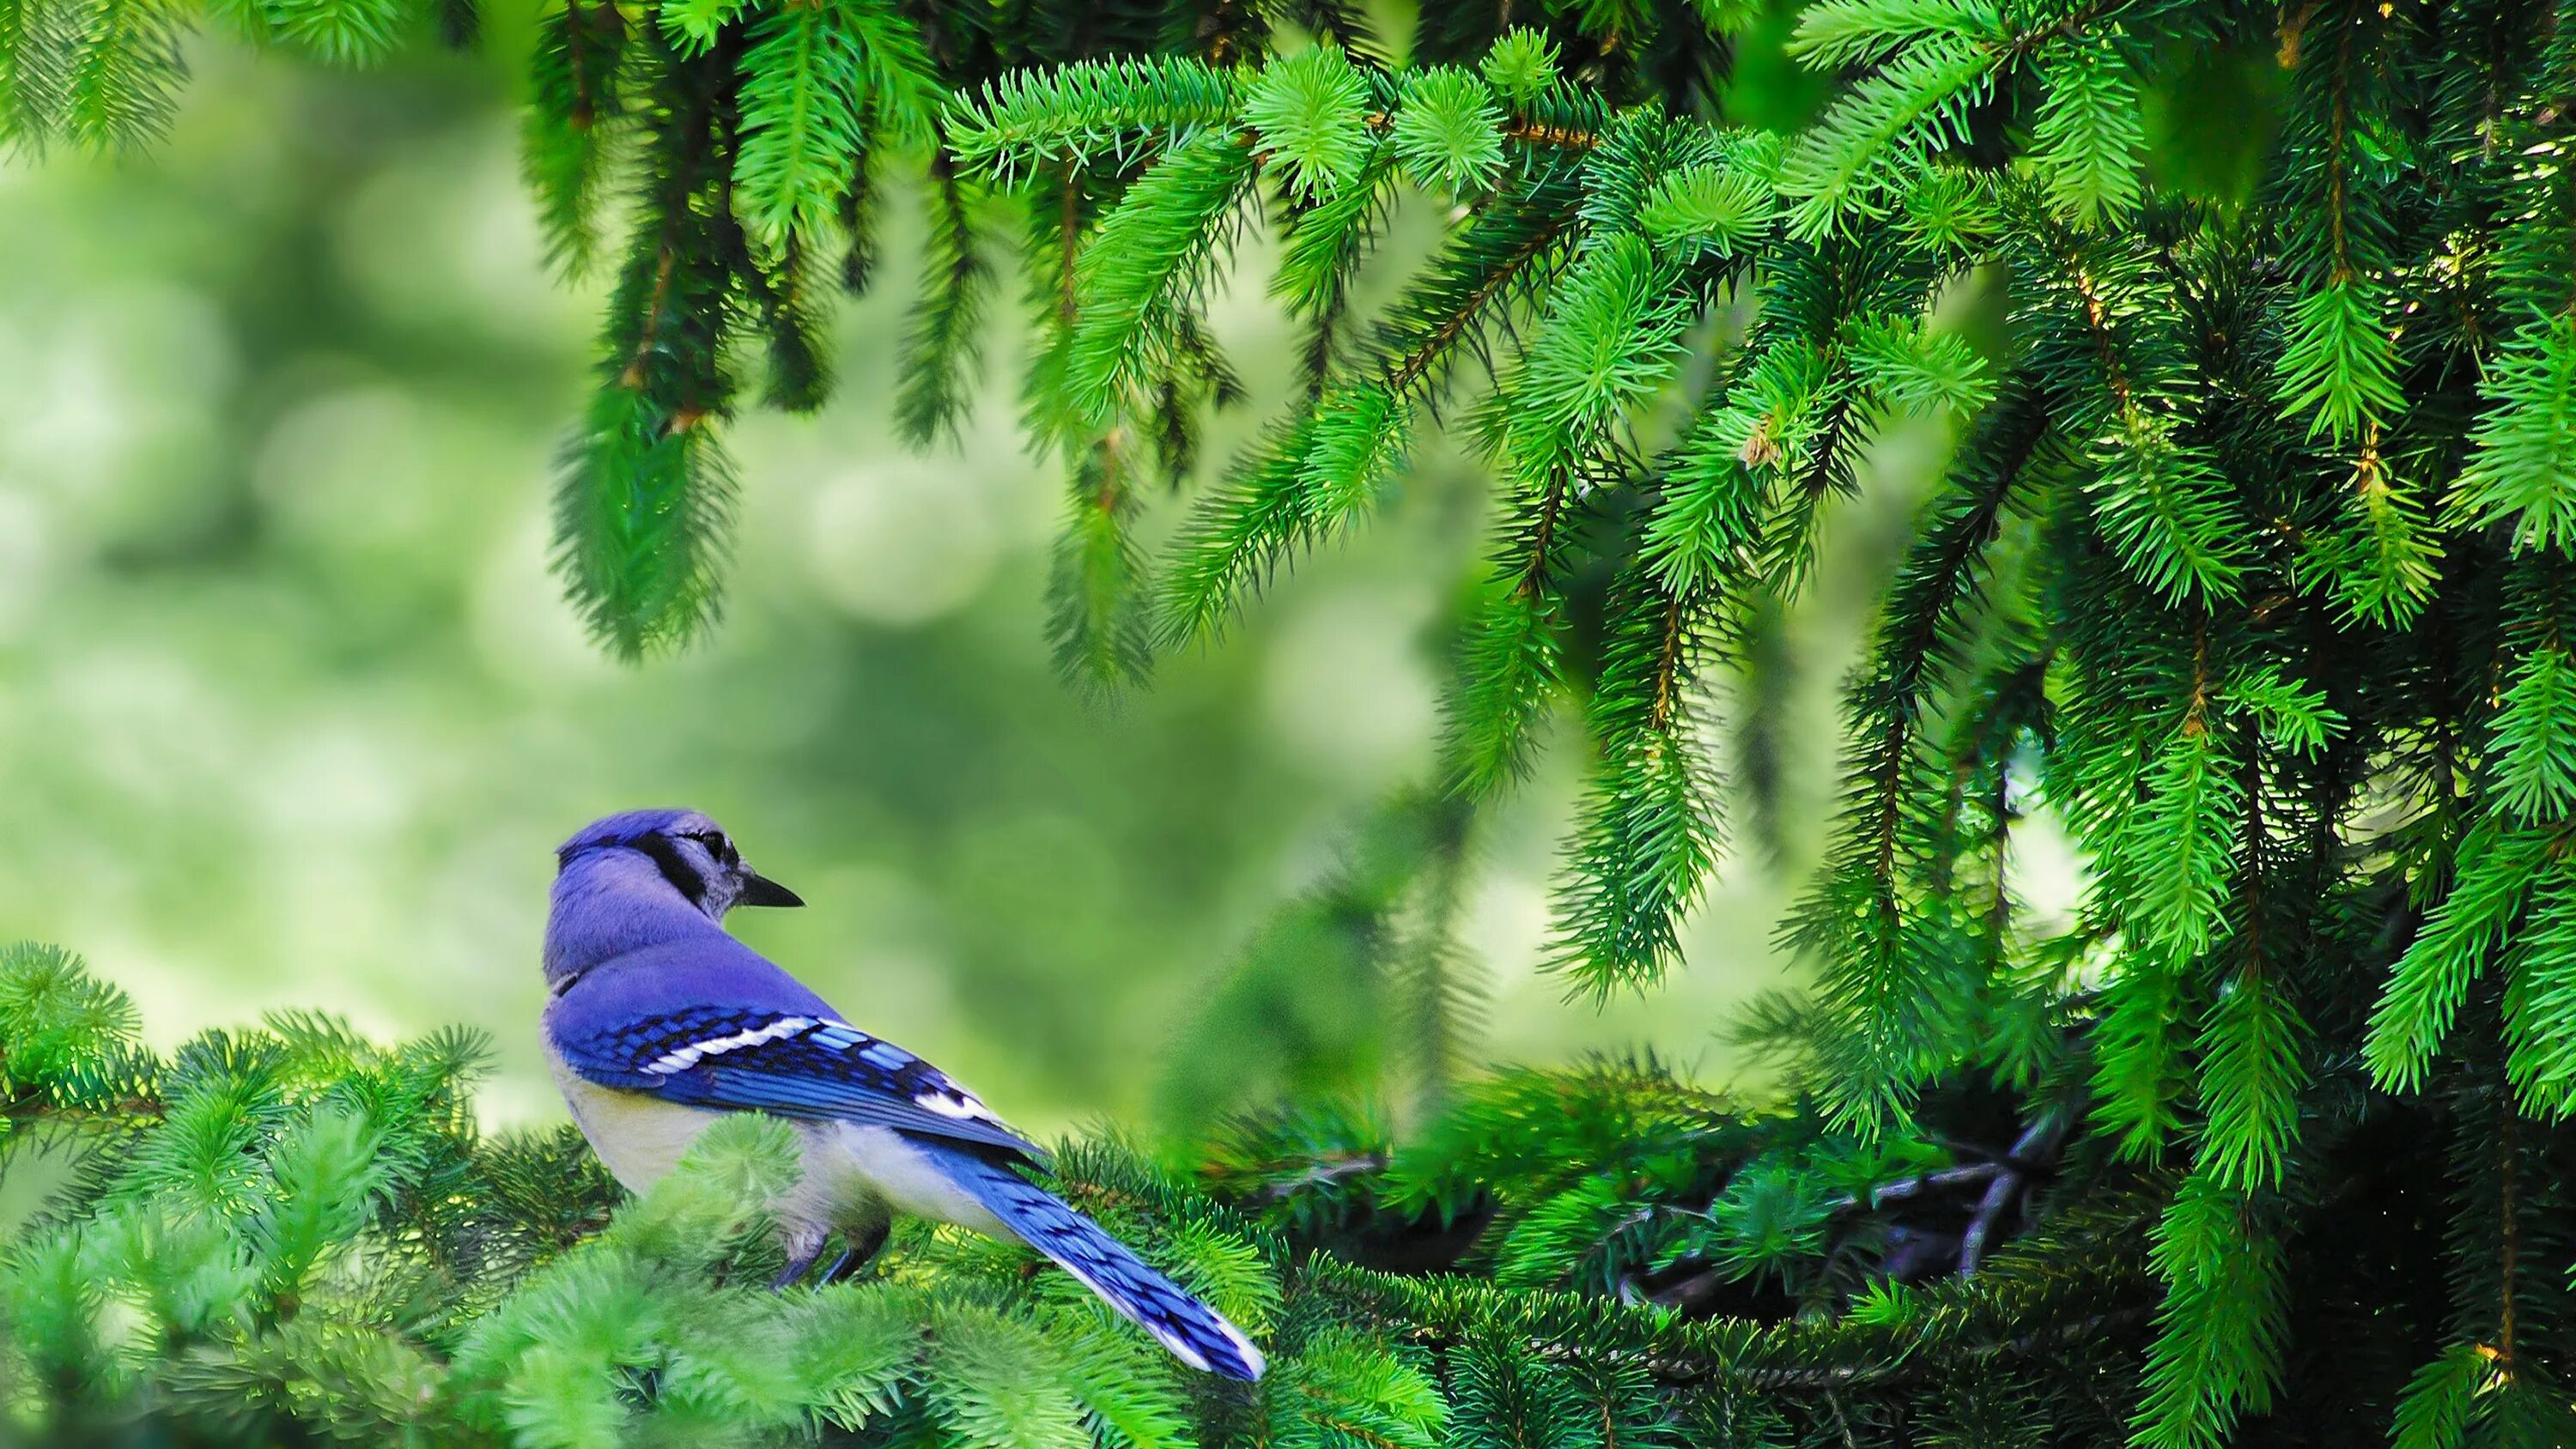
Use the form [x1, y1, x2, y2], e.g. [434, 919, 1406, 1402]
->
[555, 366, 743, 660]
[945, 58, 1237, 185]
[1513, 233, 1693, 440]
[2265, 5, 2404, 443]
[2363, 821, 2550, 1093]
[1272, 145, 1398, 319]
[266, 0, 407, 65]
[2190, 965, 2305, 1194]
[0, 942, 142, 1086]
[0, 0, 68, 139]
[2126, 722, 2242, 967]
[1388, 67, 1502, 196]
[2083, 415, 2246, 603]
[520, 0, 627, 273]
[2390, 1341, 2499, 1449]
[1783, 0, 1996, 69]
[2026, 28, 2144, 228]
[733, 2, 877, 242]
[1844, 314, 1990, 419]
[0, 951, 1345, 1446]
[2224, 665, 2344, 758]
[1637, 161, 1775, 258]
[817, 0, 939, 143]
[1441, 569, 1564, 797]
[1241, 43, 1371, 203]
[1298, 385, 1412, 530]
[659, 0, 749, 53]
[64, 0, 184, 146]
[1475, 29, 1557, 106]
[2451, 315, 2576, 554]
[1060, 131, 1258, 431]
[1776, 3, 1999, 239]
[2275, 276, 2403, 441]
[945, 9, 2576, 1443]
[2135, 1172, 2284, 1449]
[2491, 643, 2576, 819]
[2501, 858, 2576, 1116]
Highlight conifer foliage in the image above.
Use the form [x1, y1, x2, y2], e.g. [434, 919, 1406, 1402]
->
[21, 0, 2576, 1445]
[0, 944, 1380, 1446]
[3, 946, 2155, 1448]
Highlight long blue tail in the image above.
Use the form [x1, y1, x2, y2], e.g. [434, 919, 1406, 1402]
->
[936, 1149, 1266, 1380]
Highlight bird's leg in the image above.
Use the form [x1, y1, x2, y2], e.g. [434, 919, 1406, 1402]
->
[770, 1246, 825, 1291]
[771, 1226, 832, 1291]
[814, 1245, 857, 1284]
[821, 1219, 892, 1283]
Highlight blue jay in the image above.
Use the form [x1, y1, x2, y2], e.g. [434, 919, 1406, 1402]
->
[541, 808, 1264, 1380]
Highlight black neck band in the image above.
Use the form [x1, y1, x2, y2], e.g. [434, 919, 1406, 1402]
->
[625, 834, 709, 907]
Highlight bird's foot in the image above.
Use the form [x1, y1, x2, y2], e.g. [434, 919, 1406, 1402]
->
[773, 1221, 891, 1290]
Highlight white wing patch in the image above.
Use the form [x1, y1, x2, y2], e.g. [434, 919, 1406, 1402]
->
[643, 1015, 817, 1075]
[805, 1020, 1004, 1126]
[638, 1015, 1012, 1134]
[916, 1091, 996, 1121]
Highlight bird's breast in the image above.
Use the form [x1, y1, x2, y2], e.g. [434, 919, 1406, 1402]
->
[548, 1056, 1008, 1240]
[550, 1056, 726, 1195]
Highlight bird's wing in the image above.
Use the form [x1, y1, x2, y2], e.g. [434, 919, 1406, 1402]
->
[551, 1003, 1044, 1162]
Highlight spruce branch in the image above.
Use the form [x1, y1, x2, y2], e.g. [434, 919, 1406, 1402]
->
[896, 143, 995, 444]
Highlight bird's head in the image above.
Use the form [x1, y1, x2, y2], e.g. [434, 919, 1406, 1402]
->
[555, 809, 806, 921]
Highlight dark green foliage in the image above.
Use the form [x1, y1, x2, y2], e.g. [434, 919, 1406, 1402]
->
[1153, 792, 1481, 1137]
[548, 29, 748, 658]
[522, 0, 629, 274]
[894, 149, 993, 446]
[1047, 430, 1157, 694]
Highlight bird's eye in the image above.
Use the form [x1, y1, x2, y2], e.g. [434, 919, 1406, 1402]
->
[688, 830, 738, 864]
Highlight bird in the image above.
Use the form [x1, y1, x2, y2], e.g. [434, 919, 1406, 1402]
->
[539, 807, 1265, 1380]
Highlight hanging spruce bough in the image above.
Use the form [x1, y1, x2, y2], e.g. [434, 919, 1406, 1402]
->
[517, 0, 1583, 664]
[0, 0, 1708, 664]
[948, 11, 2576, 1446]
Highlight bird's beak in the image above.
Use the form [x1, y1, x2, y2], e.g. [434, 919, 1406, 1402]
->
[738, 871, 805, 908]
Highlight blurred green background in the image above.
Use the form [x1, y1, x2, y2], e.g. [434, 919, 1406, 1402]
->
[0, 24, 2039, 1138]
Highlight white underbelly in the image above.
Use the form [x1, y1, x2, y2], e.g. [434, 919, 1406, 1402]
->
[788, 1120, 1007, 1238]
[550, 1061, 1005, 1239]
[553, 1059, 726, 1194]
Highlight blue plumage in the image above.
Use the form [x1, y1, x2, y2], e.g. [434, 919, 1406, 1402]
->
[933, 1145, 1265, 1380]
[540, 808, 1263, 1380]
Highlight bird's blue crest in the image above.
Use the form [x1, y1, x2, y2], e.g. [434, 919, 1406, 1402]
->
[557, 808, 717, 861]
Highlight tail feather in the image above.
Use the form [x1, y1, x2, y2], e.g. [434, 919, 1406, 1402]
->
[938, 1150, 1266, 1380]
